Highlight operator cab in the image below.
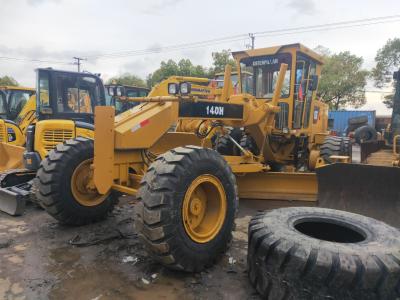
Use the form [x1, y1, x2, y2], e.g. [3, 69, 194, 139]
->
[36, 68, 106, 124]
[0, 87, 35, 122]
[233, 44, 324, 133]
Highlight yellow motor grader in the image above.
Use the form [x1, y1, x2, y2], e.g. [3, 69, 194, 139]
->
[35, 44, 356, 272]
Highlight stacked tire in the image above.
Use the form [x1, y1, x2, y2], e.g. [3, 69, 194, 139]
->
[320, 136, 351, 163]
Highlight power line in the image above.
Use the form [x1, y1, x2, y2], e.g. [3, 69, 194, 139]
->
[0, 56, 72, 65]
[86, 14, 400, 60]
[1, 14, 400, 64]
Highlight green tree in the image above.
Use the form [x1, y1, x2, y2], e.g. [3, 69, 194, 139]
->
[147, 59, 209, 86]
[210, 49, 236, 75]
[106, 73, 146, 87]
[372, 38, 400, 108]
[0, 76, 18, 86]
[318, 51, 369, 110]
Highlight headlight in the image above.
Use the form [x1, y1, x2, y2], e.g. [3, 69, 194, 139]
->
[179, 82, 191, 95]
[116, 87, 122, 96]
[168, 83, 178, 95]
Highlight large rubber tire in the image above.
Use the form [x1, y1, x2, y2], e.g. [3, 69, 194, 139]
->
[248, 207, 400, 300]
[135, 146, 238, 272]
[354, 125, 377, 144]
[36, 137, 118, 225]
[320, 136, 349, 163]
[214, 127, 243, 155]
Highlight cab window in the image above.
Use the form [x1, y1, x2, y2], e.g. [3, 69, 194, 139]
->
[293, 54, 318, 129]
[55, 75, 101, 113]
[240, 53, 292, 99]
[0, 92, 7, 116]
[8, 90, 34, 120]
[38, 71, 50, 108]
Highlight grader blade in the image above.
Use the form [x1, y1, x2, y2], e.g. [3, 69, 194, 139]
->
[0, 143, 25, 171]
[316, 163, 400, 228]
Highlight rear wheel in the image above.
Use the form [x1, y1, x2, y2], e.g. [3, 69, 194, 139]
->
[135, 146, 238, 272]
[248, 207, 400, 299]
[36, 137, 117, 225]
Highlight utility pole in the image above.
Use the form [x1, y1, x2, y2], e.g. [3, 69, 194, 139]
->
[249, 33, 255, 49]
[73, 57, 86, 72]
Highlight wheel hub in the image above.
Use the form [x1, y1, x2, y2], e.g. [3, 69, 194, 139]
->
[71, 159, 108, 207]
[182, 174, 227, 243]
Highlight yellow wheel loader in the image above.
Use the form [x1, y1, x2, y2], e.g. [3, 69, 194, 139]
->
[0, 69, 117, 215]
[0, 86, 36, 169]
[35, 44, 355, 272]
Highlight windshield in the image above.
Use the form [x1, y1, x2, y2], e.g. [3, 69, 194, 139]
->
[8, 90, 35, 120]
[214, 74, 239, 88]
[0, 92, 6, 116]
[240, 53, 292, 99]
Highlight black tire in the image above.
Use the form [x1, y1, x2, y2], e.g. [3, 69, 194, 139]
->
[135, 146, 238, 272]
[36, 137, 118, 225]
[240, 134, 260, 155]
[355, 125, 377, 144]
[214, 127, 243, 155]
[248, 207, 400, 300]
[348, 115, 369, 126]
[320, 136, 347, 163]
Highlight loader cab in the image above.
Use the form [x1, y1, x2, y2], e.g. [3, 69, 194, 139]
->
[233, 44, 324, 133]
[36, 68, 106, 124]
[0, 87, 35, 122]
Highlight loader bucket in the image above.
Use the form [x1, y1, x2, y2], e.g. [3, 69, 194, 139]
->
[316, 163, 400, 228]
[0, 143, 25, 171]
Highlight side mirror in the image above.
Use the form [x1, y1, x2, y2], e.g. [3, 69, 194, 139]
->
[308, 75, 319, 91]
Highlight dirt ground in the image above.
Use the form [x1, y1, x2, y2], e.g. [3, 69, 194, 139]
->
[0, 197, 312, 300]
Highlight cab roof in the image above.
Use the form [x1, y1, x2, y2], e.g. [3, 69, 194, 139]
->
[232, 43, 324, 64]
[0, 86, 35, 92]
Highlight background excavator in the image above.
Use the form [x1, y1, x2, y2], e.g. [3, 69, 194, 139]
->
[34, 44, 359, 272]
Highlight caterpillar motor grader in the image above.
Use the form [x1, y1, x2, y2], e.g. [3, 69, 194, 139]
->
[34, 44, 356, 272]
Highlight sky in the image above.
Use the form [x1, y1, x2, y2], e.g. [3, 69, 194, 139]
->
[0, 0, 399, 114]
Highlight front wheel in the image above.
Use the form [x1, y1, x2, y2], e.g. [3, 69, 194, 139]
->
[36, 137, 118, 225]
[135, 146, 238, 272]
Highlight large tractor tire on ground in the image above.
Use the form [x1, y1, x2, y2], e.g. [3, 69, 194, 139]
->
[248, 207, 400, 300]
[36, 137, 118, 225]
[135, 146, 238, 272]
[320, 136, 351, 163]
[214, 127, 243, 155]
[354, 125, 377, 144]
